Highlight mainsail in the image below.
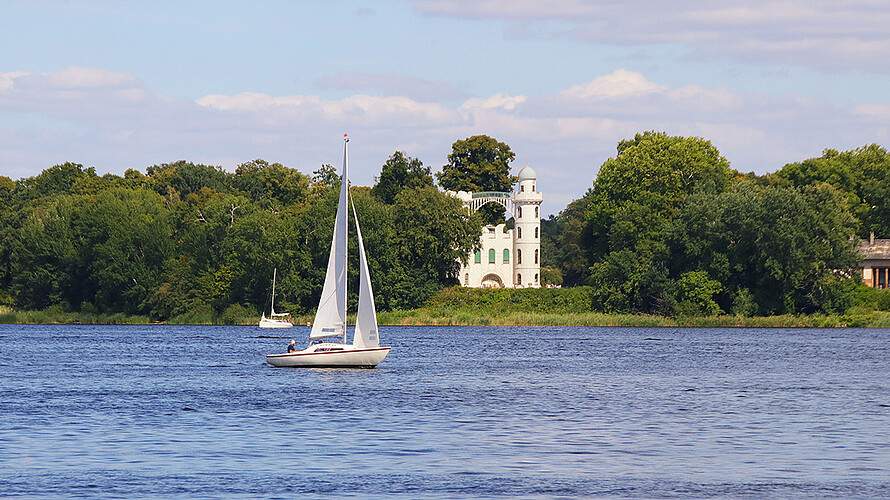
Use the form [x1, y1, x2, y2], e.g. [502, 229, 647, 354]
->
[309, 138, 350, 341]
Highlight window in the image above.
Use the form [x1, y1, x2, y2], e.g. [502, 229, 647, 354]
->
[517, 206, 522, 219]
[503, 249, 510, 263]
[535, 227, 539, 238]
[534, 249, 538, 264]
[489, 249, 496, 263]
[517, 273, 522, 285]
[535, 206, 539, 218]
[535, 273, 538, 283]
[521, 185, 525, 192]
[518, 227, 522, 239]
[474, 249, 481, 263]
[464, 273, 469, 286]
[532, 183, 535, 191]
[517, 249, 522, 264]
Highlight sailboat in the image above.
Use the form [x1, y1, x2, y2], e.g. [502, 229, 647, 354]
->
[259, 268, 293, 329]
[266, 135, 390, 368]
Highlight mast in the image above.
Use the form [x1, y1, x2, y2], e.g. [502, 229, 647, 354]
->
[342, 134, 349, 344]
[271, 268, 277, 314]
[309, 134, 350, 340]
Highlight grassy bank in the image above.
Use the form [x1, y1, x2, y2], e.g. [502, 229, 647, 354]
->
[378, 308, 890, 328]
[3, 287, 890, 327]
[376, 287, 890, 328]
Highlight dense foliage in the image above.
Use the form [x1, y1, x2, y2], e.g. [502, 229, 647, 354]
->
[2, 133, 888, 322]
[0, 157, 481, 321]
[545, 133, 889, 317]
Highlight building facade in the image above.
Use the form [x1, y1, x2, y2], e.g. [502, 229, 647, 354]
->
[859, 233, 890, 289]
[449, 165, 543, 288]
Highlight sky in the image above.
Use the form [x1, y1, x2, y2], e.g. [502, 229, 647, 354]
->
[2, 0, 889, 215]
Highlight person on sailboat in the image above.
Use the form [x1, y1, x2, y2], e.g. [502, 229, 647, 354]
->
[287, 339, 297, 353]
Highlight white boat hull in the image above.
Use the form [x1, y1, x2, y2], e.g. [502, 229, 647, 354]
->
[259, 317, 293, 329]
[266, 346, 390, 368]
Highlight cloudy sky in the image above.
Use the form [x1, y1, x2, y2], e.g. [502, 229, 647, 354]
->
[2, 0, 889, 215]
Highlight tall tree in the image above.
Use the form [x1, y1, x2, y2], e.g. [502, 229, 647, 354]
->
[436, 135, 518, 224]
[775, 144, 890, 238]
[371, 151, 434, 204]
[586, 132, 734, 313]
[393, 185, 482, 286]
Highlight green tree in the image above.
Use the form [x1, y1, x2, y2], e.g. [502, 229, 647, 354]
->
[76, 188, 174, 314]
[675, 270, 723, 316]
[436, 135, 518, 225]
[586, 132, 733, 313]
[371, 151, 434, 204]
[775, 144, 890, 238]
[668, 181, 860, 315]
[232, 159, 310, 207]
[8, 197, 79, 310]
[393, 185, 482, 287]
[146, 160, 228, 198]
[14, 162, 97, 201]
[542, 190, 594, 286]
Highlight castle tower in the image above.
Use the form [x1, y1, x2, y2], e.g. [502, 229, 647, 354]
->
[512, 164, 542, 288]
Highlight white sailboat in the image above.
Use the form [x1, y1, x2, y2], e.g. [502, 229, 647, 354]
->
[266, 136, 390, 368]
[259, 268, 293, 329]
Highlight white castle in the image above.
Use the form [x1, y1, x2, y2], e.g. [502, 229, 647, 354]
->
[448, 165, 542, 288]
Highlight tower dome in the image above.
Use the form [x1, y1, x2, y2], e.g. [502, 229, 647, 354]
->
[518, 165, 537, 181]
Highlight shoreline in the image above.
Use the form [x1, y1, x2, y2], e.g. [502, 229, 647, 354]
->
[3, 309, 889, 328]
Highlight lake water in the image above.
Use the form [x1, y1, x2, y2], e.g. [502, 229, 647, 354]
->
[1, 325, 888, 499]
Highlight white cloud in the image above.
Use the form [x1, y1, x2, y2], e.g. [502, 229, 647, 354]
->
[314, 71, 467, 102]
[1, 65, 888, 216]
[560, 69, 665, 99]
[460, 93, 527, 111]
[43, 66, 141, 89]
[411, 0, 890, 72]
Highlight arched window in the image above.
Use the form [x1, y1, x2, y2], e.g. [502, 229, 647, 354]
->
[518, 227, 522, 239]
[489, 249, 496, 263]
[535, 273, 538, 283]
[520, 184, 525, 192]
[535, 206, 539, 218]
[532, 183, 535, 192]
[517, 206, 522, 219]
[464, 273, 469, 286]
[517, 273, 522, 285]
[535, 227, 539, 238]
[474, 249, 481, 263]
[534, 249, 539, 264]
[503, 249, 510, 263]
[517, 249, 522, 264]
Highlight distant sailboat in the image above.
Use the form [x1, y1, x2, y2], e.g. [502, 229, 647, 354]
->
[259, 268, 293, 329]
[266, 136, 390, 368]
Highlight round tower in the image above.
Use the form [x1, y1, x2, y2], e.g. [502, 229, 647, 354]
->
[512, 165, 542, 288]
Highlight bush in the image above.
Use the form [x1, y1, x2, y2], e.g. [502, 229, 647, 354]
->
[852, 285, 890, 311]
[220, 303, 255, 325]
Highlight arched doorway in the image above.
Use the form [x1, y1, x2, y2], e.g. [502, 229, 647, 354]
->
[481, 273, 505, 288]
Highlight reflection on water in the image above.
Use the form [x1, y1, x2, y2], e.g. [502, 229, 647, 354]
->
[1, 324, 889, 498]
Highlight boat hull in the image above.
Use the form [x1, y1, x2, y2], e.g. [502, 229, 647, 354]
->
[259, 318, 293, 329]
[266, 346, 390, 368]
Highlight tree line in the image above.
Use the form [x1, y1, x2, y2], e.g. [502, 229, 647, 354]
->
[542, 132, 890, 316]
[1, 132, 888, 321]
[0, 143, 491, 321]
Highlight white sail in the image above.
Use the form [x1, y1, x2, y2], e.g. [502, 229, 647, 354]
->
[310, 139, 350, 340]
[352, 200, 379, 348]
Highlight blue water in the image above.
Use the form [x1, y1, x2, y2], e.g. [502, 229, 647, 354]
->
[1, 325, 888, 498]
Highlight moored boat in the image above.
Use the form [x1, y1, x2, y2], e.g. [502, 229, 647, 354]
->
[259, 268, 292, 329]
